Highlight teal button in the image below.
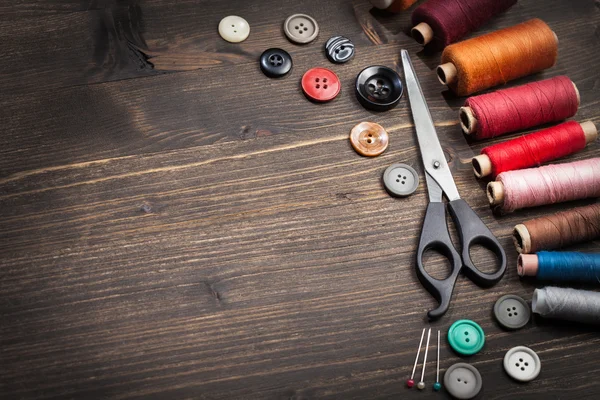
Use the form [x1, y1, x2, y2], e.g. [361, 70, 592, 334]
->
[448, 319, 485, 356]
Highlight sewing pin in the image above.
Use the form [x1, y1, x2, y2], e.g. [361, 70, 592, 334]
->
[417, 328, 432, 390]
[407, 328, 426, 388]
[433, 330, 441, 391]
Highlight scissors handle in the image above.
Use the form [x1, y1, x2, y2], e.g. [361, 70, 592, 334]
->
[447, 199, 507, 284]
[416, 200, 507, 320]
[416, 202, 463, 320]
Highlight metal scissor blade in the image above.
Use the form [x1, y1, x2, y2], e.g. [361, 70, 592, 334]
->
[424, 172, 444, 203]
[401, 50, 460, 201]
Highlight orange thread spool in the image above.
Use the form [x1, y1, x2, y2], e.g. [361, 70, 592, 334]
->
[437, 19, 558, 96]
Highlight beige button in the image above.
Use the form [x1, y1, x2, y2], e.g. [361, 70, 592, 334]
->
[350, 122, 389, 157]
[218, 16, 250, 43]
[284, 14, 319, 44]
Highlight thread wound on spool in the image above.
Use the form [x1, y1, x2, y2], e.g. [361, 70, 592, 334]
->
[533, 287, 600, 324]
[495, 158, 600, 212]
[463, 76, 579, 139]
[411, 0, 517, 48]
[516, 204, 600, 254]
[477, 121, 593, 178]
[440, 19, 558, 96]
[536, 251, 600, 283]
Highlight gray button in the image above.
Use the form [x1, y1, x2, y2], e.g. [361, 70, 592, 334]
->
[325, 36, 355, 63]
[444, 363, 482, 400]
[503, 346, 541, 382]
[493, 294, 530, 330]
[284, 14, 319, 44]
[383, 164, 419, 197]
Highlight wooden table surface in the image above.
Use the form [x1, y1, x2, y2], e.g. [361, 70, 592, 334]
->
[1, 1, 599, 399]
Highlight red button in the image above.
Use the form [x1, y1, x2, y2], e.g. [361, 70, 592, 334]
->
[301, 68, 341, 102]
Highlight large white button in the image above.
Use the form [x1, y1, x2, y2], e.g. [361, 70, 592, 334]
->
[503, 346, 541, 382]
[218, 16, 250, 43]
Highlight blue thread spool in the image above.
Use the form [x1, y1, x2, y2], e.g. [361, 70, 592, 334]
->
[518, 251, 600, 283]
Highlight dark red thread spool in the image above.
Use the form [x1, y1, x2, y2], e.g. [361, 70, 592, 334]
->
[461, 76, 579, 140]
[411, 0, 517, 48]
[472, 121, 597, 179]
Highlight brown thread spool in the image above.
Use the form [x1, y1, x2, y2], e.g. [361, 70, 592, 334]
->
[472, 121, 598, 178]
[513, 203, 600, 254]
[437, 19, 559, 96]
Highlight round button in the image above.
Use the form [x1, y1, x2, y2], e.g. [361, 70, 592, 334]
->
[444, 363, 483, 400]
[284, 14, 319, 44]
[325, 36, 355, 63]
[350, 122, 389, 157]
[301, 68, 341, 103]
[383, 164, 419, 197]
[218, 16, 250, 43]
[493, 294, 531, 330]
[503, 346, 541, 382]
[356, 66, 403, 111]
[260, 48, 292, 78]
[448, 320, 485, 356]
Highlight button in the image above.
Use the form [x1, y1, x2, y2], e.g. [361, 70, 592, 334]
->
[284, 14, 319, 44]
[260, 48, 292, 78]
[218, 16, 250, 43]
[503, 346, 541, 382]
[301, 68, 341, 103]
[325, 36, 355, 63]
[493, 294, 531, 330]
[448, 320, 485, 356]
[350, 122, 389, 157]
[444, 363, 483, 400]
[355, 66, 403, 111]
[383, 164, 419, 197]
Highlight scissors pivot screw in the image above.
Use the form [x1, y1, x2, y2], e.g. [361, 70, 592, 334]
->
[433, 161, 440, 169]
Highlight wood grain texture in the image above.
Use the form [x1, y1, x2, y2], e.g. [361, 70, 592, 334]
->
[1, 0, 600, 399]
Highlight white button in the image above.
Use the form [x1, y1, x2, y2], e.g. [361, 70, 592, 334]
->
[503, 346, 541, 382]
[218, 16, 250, 43]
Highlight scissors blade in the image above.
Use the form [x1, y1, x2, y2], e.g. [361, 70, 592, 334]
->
[424, 172, 444, 203]
[401, 50, 460, 201]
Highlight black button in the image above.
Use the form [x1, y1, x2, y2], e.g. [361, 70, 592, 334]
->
[325, 36, 355, 63]
[260, 48, 293, 78]
[355, 66, 403, 111]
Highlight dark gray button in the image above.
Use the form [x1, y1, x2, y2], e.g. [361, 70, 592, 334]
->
[325, 36, 355, 63]
[503, 346, 541, 382]
[383, 164, 419, 197]
[444, 363, 482, 400]
[260, 48, 292, 78]
[493, 294, 530, 330]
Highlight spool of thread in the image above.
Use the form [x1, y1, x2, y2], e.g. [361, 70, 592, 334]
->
[461, 76, 580, 139]
[437, 19, 558, 96]
[411, 0, 517, 48]
[533, 287, 600, 325]
[472, 121, 598, 178]
[513, 204, 600, 254]
[369, 0, 418, 12]
[487, 158, 600, 213]
[519, 252, 600, 284]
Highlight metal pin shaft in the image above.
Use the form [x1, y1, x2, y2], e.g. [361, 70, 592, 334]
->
[418, 328, 432, 389]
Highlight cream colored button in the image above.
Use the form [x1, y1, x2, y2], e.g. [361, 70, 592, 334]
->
[284, 14, 319, 44]
[218, 16, 250, 43]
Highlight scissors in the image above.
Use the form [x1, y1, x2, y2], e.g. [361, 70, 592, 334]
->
[400, 50, 507, 320]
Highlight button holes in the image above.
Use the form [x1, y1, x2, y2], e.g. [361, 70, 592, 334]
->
[507, 308, 511, 311]
[519, 358, 523, 362]
[464, 381, 468, 384]
[401, 181, 405, 184]
[377, 79, 384, 87]
[464, 332, 469, 335]
[465, 338, 470, 342]
[323, 84, 328, 89]
[403, 176, 407, 179]
[525, 362, 529, 366]
[515, 363, 520, 367]
[397, 174, 401, 178]
[457, 379, 461, 382]
[232, 24, 235, 27]
[513, 307, 517, 310]
[335, 49, 340, 53]
[295, 26, 299, 29]
[508, 313, 513, 317]
[304, 27, 308, 31]
[396, 179, 400, 182]
[366, 138, 373, 144]
[234, 30, 237, 33]
[521, 367, 525, 371]
[315, 78, 320, 82]
[514, 312, 518, 315]
[315, 84, 320, 89]
[300, 23, 304, 26]
[323, 78, 328, 82]
[368, 133, 373, 137]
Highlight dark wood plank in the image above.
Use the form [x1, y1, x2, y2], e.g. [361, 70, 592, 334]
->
[1, 0, 600, 399]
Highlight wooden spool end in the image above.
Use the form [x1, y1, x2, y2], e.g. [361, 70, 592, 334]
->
[517, 254, 539, 277]
[472, 154, 492, 178]
[459, 107, 477, 135]
[572, 81, 581, 106]
[581, 121, 598, 144]
[486, 181, 504, 206]
[512, 224, 532, 254]
[411, 22, 434, 45]
[437, 63, 457, 86]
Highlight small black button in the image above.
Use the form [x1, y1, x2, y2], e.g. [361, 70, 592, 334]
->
[355, 66, 403, 111]
[260, 48, 293, 78]
[325, 36, 355, 63]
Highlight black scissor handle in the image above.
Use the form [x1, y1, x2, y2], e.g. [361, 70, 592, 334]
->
[447, 199, 507, 285]
[416, 202, 463, 320]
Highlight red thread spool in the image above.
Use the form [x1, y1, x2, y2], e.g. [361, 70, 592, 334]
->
[472, 121, 597, 178]
[461, 76, 580, 139]
[411, 0, 517, 48]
